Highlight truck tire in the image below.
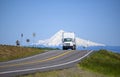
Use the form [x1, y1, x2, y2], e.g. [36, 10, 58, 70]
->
[74, 45, 76, 50]
[72, 46, 74, 50]
[63, 47, 65, 50]
[63, 46, 66, 50]
[73, 45, 76, 50]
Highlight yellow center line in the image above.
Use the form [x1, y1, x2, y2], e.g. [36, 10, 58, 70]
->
[0, 51, 72, 68]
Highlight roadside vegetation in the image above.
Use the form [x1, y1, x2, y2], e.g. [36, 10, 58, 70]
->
[79, 49, 120, 77]
[0, 45, 46, 62]
[19, 66, 106, 77]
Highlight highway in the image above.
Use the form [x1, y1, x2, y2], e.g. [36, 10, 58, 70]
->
[0, 50, 93, 77]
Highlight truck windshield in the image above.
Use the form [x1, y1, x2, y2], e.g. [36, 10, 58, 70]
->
[63, 38, 72, 42]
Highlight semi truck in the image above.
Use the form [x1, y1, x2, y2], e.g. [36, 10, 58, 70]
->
[62, 32, 76, 50]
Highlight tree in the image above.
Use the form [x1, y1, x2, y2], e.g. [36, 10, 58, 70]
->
[16, 40, 20, 46]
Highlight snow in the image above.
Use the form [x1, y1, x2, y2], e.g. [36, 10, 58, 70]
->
[35, 30, 105, 47]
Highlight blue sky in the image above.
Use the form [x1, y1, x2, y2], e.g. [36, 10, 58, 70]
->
[0, 0, 120, 46]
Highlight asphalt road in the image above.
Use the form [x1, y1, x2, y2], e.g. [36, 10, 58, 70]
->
[0, 50, 93, 77]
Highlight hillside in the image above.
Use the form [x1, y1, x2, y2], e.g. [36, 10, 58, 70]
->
[0, 45, 45, 62]
[79, 50, 120, 77]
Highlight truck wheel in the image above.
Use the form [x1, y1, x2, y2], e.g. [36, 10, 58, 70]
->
[74, 46, 76, 50]
[63, 47, 65, 50]
[72, 47, 74, 50]
[74, 47, 76, 50]
[73, 45, 76, 50]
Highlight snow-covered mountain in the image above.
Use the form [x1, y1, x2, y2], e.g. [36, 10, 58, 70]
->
[35, 30, 105, 47]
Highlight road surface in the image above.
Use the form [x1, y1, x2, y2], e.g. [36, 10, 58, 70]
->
[0, 50, 93, 77]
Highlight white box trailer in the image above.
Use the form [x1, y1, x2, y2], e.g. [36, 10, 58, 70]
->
[62, 32, 76, 50]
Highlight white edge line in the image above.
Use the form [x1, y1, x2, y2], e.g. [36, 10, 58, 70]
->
[0, 50, 93, 75]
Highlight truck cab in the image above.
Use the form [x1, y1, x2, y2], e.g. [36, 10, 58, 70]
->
[62, 32, 76, 50]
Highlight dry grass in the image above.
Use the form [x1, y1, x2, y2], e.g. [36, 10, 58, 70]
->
[0, 45, 45, 62]
[19, 65, 107, 77]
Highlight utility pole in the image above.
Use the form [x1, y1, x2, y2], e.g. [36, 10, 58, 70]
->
[33, 33, 36, 47]
[21, 33, 23, 46]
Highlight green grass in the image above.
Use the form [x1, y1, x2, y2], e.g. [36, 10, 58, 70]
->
[19, 66, 106, 77]
[0, 45, 46, 62]
[79, 49, 120, 77]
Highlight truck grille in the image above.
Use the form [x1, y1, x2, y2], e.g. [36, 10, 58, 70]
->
[65, 43, 70, 46]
